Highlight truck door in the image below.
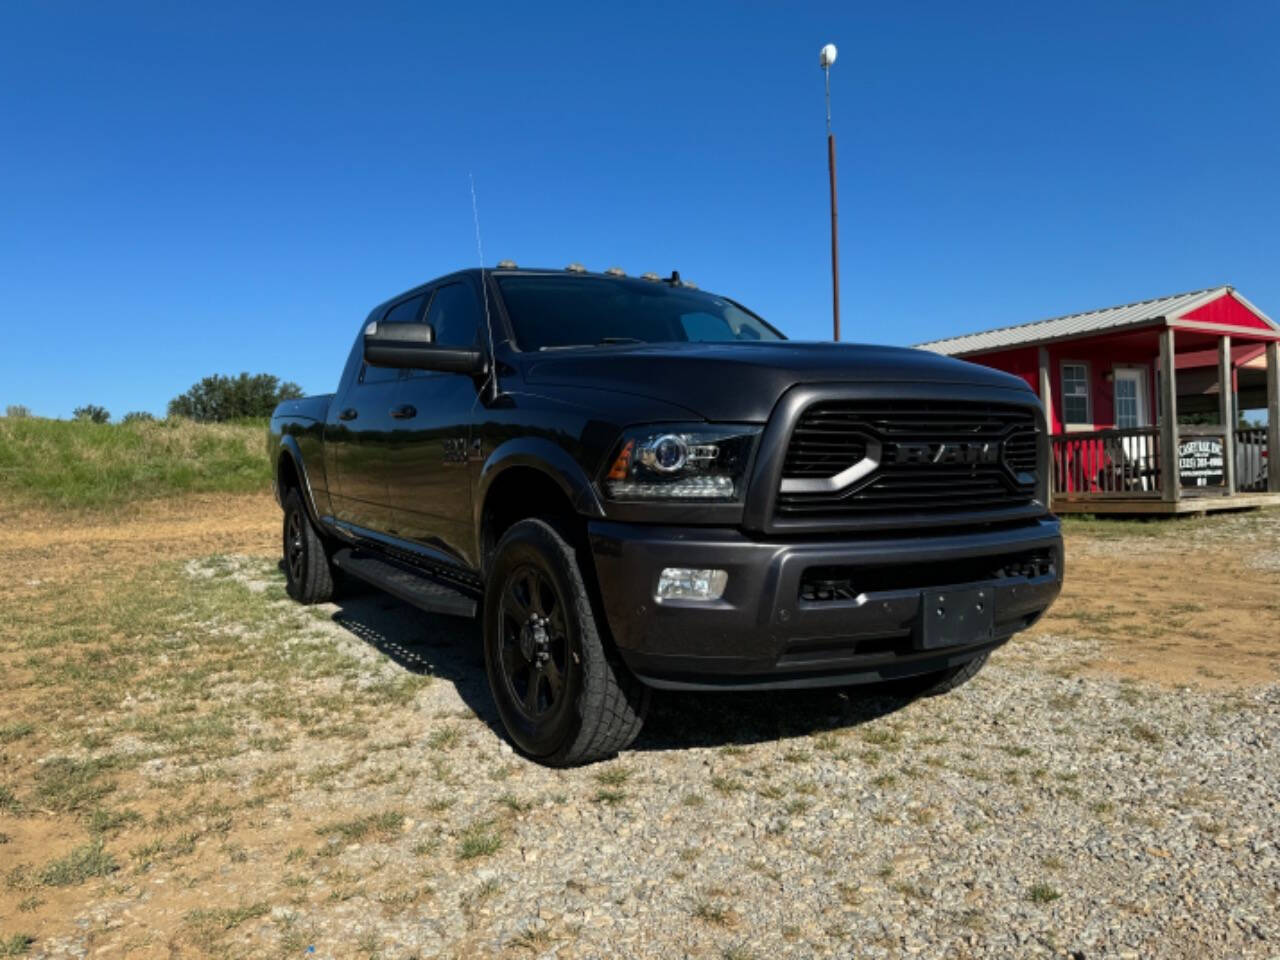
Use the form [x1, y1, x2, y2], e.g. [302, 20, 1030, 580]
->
[327, 292, 428, 533]
[385, 279, 486, 566]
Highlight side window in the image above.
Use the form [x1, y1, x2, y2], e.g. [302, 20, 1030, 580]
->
[406, 283, 482, 378]
[426, 283, 481, 349]
[360, 294, 426, 384]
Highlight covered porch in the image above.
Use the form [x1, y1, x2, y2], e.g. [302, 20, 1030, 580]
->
[1046, 326, 1279, 515]
[917, 286, 1280, 515]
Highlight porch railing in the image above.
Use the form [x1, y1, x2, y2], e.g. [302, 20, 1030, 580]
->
[1235, 427, 1270, 493]
[1052, 426, 1271, 499]
[1051, 428, 1163, 499]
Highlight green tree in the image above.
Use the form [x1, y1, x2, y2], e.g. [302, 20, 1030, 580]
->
[167, 373, 304, 422]
[72, 404, 111, 424]
[121, 411, 156, 424]
[4, 404, 32, 419]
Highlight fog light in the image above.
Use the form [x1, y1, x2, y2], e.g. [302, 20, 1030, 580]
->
[656, 568, 728, 601]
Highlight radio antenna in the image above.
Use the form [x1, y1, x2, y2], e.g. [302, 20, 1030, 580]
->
[470, 172, 499, 398]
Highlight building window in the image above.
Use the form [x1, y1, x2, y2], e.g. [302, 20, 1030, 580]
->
[1061, 363, 1090, 425]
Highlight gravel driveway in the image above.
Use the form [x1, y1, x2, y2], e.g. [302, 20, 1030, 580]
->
[3, 527, 1277, 959]
[267, 589, 1280, 960]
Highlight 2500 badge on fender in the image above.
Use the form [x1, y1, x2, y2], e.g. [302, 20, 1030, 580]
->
[269, 263, 1063, 765]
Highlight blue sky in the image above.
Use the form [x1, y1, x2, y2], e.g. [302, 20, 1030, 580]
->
[2, 1, 1277, 418]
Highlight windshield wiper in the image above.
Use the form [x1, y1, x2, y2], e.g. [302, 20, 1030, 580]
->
[539, 337, 648, 351]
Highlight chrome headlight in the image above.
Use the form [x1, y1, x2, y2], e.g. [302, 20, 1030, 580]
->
[602, 425, 761, 502]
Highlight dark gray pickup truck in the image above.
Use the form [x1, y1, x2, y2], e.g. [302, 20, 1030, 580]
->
[269, 265, 1063, 765]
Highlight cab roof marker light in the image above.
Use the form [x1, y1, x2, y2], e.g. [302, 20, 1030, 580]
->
[565, 262, 586, 273]
[641, 272, 660, 281]
[604, 266, 626, 277]
[496, 259, 517, 269]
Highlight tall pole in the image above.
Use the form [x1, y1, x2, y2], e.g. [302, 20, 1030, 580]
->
[821, 45, 840, 341]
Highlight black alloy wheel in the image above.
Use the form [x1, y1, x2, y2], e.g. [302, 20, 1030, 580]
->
[482, 518, 649, 765]
[281, 488, 335, 604]
[285, 505, 306, 585]
[497, 565, 570, 722]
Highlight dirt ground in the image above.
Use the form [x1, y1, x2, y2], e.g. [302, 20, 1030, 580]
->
[0, 493, 279, 595]
[1041, 511, 1280, 690]
[1, 497, 1277, 958]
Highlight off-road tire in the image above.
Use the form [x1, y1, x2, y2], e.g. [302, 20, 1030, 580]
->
[899, 651, 990, 698]
[483, 518, 650, 766]
[282, 489, 336, 604]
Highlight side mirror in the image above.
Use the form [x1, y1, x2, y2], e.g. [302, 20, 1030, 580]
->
[363, 322, 486, 374]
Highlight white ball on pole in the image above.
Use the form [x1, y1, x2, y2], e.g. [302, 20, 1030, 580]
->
[819, 43, 838, 69]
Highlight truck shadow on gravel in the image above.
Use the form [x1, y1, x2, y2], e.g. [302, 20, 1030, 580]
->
[318, 579, 915, 754]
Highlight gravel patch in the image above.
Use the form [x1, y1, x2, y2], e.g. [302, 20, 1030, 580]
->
[23, 557, 1280, 959]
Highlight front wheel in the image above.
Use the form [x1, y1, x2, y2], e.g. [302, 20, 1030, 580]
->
[483, 518, 649, 766]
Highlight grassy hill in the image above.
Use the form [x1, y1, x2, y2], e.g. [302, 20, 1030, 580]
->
[0, 416, 272, 510]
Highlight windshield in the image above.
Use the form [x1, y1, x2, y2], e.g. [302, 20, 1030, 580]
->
[496, 275, 785, 351]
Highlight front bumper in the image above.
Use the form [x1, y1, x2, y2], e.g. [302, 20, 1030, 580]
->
[588, 517, 1063, 690]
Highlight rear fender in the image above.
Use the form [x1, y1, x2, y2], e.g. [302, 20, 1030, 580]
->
[275, 436, 326, 527]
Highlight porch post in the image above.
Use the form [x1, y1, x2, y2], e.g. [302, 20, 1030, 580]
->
[1218, 335, 1236, 495]
[1038, 347, 1053, 427]
[1159, 327, 1180, 503]
[1268, 340, 1280, 493]
[1038, 347, 1053, 510]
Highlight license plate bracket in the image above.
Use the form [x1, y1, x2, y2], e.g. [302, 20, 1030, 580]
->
[917, 586, 995, 650]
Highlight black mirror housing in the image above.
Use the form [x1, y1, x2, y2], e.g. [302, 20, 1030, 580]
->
[363, 322, 486, 374]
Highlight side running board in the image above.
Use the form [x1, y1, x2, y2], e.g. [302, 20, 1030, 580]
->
[332, 549, 478, 619]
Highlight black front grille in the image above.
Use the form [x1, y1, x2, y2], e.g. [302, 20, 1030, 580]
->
[777, 399, 1039, 519]
[782, 430, 868, 478]
[1003, 431, 1038, 475]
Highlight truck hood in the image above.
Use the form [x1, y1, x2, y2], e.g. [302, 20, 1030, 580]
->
[520, 341, 1031, 422]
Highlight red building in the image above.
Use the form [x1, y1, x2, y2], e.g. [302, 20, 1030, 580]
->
[917, 286, 1280, 514]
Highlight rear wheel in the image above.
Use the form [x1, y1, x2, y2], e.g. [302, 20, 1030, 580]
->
[483, 518, 649, 766]
[282, 489, 336, 604]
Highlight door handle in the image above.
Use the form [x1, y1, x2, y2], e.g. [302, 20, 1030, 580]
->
[390, 404, 417, 420]
[339, 408, 358, 421]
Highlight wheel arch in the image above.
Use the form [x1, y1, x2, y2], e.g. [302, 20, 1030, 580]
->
[274, 436, 324, 526]
[475, 438, 605, 575]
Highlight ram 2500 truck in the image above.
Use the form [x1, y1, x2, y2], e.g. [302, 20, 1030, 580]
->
[269, 265, 1063, 765]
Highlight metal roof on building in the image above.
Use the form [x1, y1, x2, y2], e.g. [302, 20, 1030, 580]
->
[915, 285, 1268, 356]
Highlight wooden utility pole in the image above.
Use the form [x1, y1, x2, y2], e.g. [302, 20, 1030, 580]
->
[828, 129, 840, 342]
[821, 44, 840, 341]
